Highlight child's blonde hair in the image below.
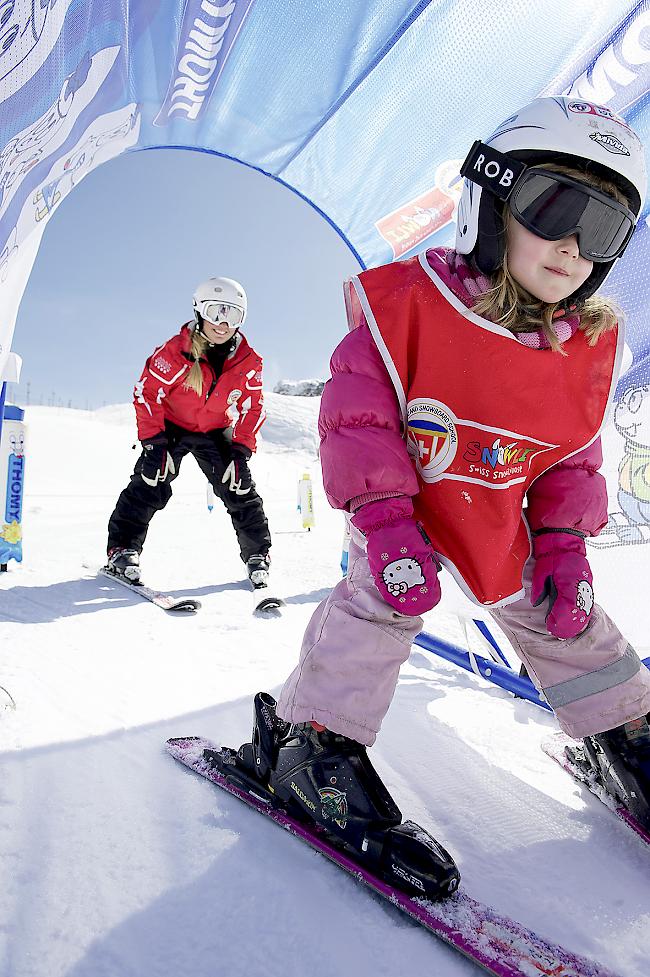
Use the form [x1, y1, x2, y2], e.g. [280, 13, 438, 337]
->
[472, 163, 628, 352]
[182, 328, 209, 395]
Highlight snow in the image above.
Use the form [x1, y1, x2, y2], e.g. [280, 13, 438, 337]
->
[1, 395, 649, 977]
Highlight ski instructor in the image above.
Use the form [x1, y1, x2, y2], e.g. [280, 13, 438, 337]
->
[105, 276, 272, 587]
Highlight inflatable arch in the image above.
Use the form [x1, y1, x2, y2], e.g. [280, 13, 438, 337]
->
[0, 1, 649, 607]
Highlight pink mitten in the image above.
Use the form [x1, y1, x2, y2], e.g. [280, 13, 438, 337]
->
[352, 497, 441, 615]
[531, 530, 594, 639]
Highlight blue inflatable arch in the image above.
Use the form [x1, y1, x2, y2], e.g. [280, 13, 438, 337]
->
[1, 1, 650, 382]
[0, 0, 649, 606]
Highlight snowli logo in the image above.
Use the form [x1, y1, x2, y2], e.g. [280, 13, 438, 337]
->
[461, 435, 554, 487]
[407, 399, 458, 483]
[588, 131, 630, 156]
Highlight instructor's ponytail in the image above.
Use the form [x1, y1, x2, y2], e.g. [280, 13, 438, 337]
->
[182, 330, 209, 395]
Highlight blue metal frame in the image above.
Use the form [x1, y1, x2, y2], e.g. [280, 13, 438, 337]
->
[414, 628, 650, 713]
[472, 618, 511, 667]
[413, 629, 553, 711]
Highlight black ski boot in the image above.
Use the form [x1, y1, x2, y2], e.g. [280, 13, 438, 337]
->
[207, 693, 460, 900]
[582, 715, 650, 828]
[106, 546, 141, 581]
[246, 553, 270, 589]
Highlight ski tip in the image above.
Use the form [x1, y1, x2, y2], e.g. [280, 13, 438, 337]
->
[166, 736, 207, 758]
[167, 735, 203, 746]
[169, 599, 202, 613]
[253, 594, 286, 616]
[0, 685, 16, 711]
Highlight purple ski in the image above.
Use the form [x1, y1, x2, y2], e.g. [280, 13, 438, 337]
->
[167, 735, 619, 977]
[542, 731, 650, 847]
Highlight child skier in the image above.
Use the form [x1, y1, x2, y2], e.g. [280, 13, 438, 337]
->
[106, 277, 271, 587]
[227, 97, 650, 885]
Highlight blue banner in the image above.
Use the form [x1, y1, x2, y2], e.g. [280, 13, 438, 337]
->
[0, 0, 648, 579]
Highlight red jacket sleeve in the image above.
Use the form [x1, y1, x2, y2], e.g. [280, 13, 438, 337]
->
[231, 355, 265, 453]
[133, 336, 188, 440]
[318, 322, 419, 510]
[525, 438, 609, 536]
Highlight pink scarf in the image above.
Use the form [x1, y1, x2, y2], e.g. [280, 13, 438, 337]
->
[426, 247, 580, 349]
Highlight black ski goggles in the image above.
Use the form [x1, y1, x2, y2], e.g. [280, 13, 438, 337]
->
[460, 141, 638, 263]
[508, 169, 637, 263]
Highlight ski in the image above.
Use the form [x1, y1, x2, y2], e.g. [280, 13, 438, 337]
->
[167, 735, 618, 977]
[98, 567, 201, 613]
[251, 585, 285, 615]
[541, 732, 650, 846]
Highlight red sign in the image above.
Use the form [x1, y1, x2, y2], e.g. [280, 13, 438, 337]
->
[375, 186, 455, 259]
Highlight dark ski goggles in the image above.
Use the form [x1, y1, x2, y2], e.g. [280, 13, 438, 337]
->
[509, 169, 637, 262]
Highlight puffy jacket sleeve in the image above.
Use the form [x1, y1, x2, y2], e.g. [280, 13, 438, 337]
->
[231, 353, 265, 453]
[525, 438, 608, 536]
[319, 321, 419, 511]
[133, 336, 187, 440]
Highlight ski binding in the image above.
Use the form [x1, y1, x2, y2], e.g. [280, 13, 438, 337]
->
[542, 731, 650, 846]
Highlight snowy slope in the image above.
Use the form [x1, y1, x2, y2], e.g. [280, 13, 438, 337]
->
[0, 397, 648, 977]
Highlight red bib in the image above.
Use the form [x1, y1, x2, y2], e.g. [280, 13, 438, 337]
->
[353, 253, 620, 606]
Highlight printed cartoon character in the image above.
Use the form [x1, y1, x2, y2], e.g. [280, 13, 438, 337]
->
[576, 579, 594, 616]
[33, 183, 61, 221]
[382, 557, 425, 596]
[0, 53, 90, 212]
[0, 520, 22, 563]
[33, 106, 140, 222]
[588, 383, 650, 548]
[9, 431, 24, 457]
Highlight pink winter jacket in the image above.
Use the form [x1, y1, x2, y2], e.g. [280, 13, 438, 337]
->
[319, 318, 609, 538]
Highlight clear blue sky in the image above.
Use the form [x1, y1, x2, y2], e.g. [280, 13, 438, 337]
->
[9, 148, 361, 409]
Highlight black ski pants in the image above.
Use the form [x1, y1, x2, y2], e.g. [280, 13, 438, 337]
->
[107, 425, 271, 563]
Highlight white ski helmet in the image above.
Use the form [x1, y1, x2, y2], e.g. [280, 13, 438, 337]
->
[455, 96, 647, 302]
[193, 277, 247, 328]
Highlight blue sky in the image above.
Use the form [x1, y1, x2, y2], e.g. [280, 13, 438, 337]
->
[9, 148, 360, 409]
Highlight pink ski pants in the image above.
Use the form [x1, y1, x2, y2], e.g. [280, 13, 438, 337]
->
[277, 530, 650, 745]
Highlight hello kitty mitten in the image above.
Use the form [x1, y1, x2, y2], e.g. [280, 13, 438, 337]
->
[531, 529, 594, 639]
[352, 497, 441, 615]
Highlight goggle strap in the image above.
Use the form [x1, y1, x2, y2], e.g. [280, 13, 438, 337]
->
[460, 141, 527, 202]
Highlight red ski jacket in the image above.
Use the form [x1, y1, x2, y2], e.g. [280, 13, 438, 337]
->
[133, 325, 265, 452]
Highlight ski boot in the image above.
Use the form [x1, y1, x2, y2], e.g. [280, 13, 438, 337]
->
[205, 693, 460, 900]
[246, 553, 270, 589]
[106, 546, 141, 582]
[581, 715, 650, 829]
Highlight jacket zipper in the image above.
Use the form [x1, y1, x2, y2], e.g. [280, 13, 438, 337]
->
[205, 361, 218, 401]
